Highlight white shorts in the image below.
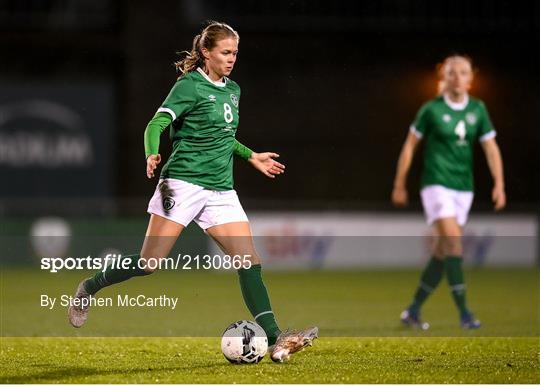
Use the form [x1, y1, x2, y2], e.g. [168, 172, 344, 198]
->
[147, 178, 249, 230]
[420, 185, 474, 226]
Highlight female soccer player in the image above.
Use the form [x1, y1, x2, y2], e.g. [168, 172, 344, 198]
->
[68, 21, 317, 362]
[391, 55, 506, 329]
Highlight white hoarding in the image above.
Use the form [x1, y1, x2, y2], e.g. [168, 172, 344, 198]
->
[237, 213, 538, 268]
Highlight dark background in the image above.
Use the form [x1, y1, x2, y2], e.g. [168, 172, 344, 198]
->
[0, 0, 538, 215]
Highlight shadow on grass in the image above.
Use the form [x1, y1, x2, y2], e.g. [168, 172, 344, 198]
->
[0, 362, 233, 384]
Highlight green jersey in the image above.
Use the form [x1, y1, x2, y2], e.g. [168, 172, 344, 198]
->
[156, 68, 241, 191]
[411, 94, 496, 192]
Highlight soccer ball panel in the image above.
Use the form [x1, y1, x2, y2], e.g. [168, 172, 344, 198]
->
[221, 320, 268, 364]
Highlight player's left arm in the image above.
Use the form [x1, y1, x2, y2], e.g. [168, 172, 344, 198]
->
[249, 151, 285, 179]
[232, 86, 284, 179]
[481, 138, 506, 211]
[233, 140, 285, 179]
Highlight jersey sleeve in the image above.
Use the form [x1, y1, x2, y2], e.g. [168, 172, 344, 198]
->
[156, 77, 197, 121]
[409, 102, 431, 139]
[144, 112, 172, 158]
[477, 101, 497, 142]
[233, 139, 252, 160]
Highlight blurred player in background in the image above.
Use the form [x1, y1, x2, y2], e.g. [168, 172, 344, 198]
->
[391, 55, 506, 329]
[68, 21, 317, 361]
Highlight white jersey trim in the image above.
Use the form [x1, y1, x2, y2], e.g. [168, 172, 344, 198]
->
[410, 125, 423, 139]
[479, 130, 496, 142]
[197, 67, 226, 87]
[157, 107, 177, 121]
[443, 93, 469, 111]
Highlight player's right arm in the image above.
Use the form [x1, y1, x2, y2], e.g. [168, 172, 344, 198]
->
[392, 103, 430, 207]
[144, 77, 197, 178]
[144, 112, 172, 178]
[392, 131, 421, 207]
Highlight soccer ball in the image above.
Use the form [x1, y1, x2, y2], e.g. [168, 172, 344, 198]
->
[221, 320, 268, 364]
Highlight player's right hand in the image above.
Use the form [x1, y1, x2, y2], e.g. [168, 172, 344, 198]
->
[391, 187, 408, 207]
[146, 154, 161, 178]
[492, 185, 506, 211]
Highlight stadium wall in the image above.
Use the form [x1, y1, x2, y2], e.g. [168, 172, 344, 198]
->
[2, 214, 537, 269]
[241, 213, 539, 269]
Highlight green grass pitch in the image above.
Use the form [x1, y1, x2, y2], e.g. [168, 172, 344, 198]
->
[1, 269, 539, 383]
[2, 337, 538, 383]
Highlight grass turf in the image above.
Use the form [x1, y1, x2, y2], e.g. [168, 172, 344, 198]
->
[1, 269, 539, 383]
[1, 337, 538, 383]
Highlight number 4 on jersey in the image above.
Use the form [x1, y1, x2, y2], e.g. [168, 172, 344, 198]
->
[454, 120, 467, 145]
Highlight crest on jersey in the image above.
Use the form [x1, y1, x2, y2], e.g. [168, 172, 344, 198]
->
[466, 112, 477, 125]
[442, 114, 451, 123]
[163, 197, 175, 211]
[230, 94, 239, 107]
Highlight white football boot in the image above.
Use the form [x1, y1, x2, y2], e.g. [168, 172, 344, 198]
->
[270, 326, 319, 362]
[68, 279, 91, 328]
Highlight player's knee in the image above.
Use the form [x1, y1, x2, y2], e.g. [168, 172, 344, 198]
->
[245, 251, 261, 265]
[434, 246, 446, 258]
[141, 267, 156, 275]
[138, 256, 162, 274]
[441, 238, 463, 256]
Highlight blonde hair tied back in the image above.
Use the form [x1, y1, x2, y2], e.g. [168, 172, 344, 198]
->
[174, 21, 239, 76]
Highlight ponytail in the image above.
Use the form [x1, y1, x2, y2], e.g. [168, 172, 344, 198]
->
[174, 34, 204, 75]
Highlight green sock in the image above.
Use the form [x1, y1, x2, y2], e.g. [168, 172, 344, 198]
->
[444, 255, 470, 317]
[238, 264, 281, 345]
[83, 254, 151, 295]
[409, 256, 445, 314]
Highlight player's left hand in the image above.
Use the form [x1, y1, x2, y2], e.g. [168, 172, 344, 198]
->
[492, 185, 506, 211]
[249, 152, 285, 179]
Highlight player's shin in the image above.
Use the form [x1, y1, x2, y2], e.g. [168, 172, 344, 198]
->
[409, 256, 445, 313]
[444, 256, 470, 317]
[237, 264, 281, 345]
[84, 254, 152, 295]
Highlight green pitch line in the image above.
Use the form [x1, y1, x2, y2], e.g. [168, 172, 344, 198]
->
[1, 337, 538, 383]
